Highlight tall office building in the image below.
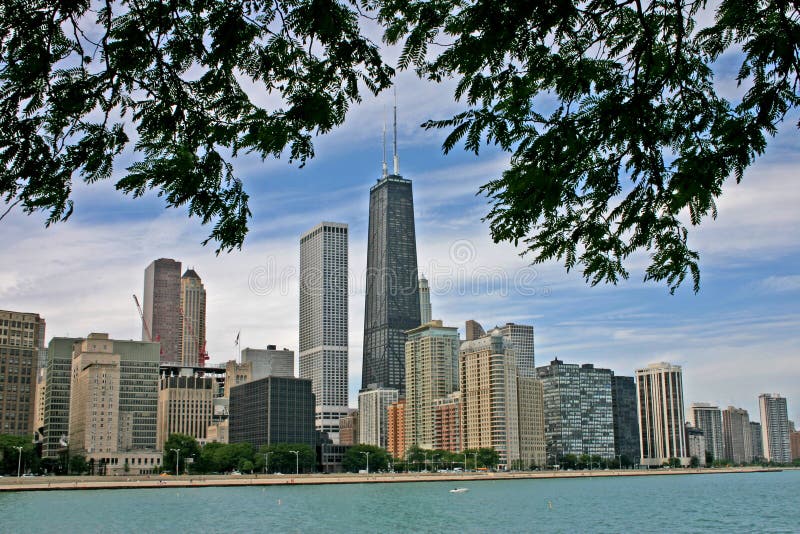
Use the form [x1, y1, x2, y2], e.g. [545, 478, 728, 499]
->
[299, 222, 350, 442]
[387, 399, 407, 459]
[790, 431, 800, 461]
[358, 386, 398, 448]
[36, 318, 47, 370]
[339, 411, 359, 446]
[242, 346, 295, 378]
[228, 376, 315, 450]
[157, 374, 214, 450]
[750, 422, 764, 461]
[68, 334, 161, 474]
[497, 323, 535, 378]
[685, 424, 706, 465]
[179, 269, 206, 367]
[404, 321, 459, 450]
[689, 403, 724, 462]
[362, 172, 420, 396]
[0, 310, 45, 436]
[635, 362, 689, 467]
[419, 276, 432, 325]
[143, 258, 182, 363]
[464, 320, 486, 341]
[536, 359, 615, 461]
[722, 406, 752, 464]
[42, 337, 81, 459]
[759, 393, 791, 463]
[612, 376, 640, 461]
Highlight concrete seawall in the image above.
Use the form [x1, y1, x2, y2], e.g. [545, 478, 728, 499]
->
[0, 467, 783, 493]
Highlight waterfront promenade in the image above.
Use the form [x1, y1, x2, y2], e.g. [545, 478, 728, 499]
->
[0, 466, 782, 492]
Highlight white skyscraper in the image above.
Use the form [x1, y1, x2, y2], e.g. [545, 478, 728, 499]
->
[299, 222, 350, 443]
[759, 393, 791, 464]
[635, 362, 689, 467]
[358, 386, 399, 448]
[419, 275, 432, 325]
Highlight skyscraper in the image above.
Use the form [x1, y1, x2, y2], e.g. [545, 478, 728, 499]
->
[689, 403, 724, 462]
[722, 406, 752, 464]
[362, 161, 420, 395]
[499, 323, 535, 377]
[358, 387, 399, 448]
[419, 275, 432, 325]
[179, 269, 206, 367]
[759, 393, 791, 463]
[241, 346, 294, 378]
[750, 422, 764, 461]
[42, 337, 81, 459]
[143, 258, 182, 363]
[0, 310, 45, 436]
[299, 222, 349, 442]
[612, 375, 640, 461]
[465, 320, 486, 341]
[157, 374, 214, 450]
[635, 362, 689, 467]
[404, 320, 459, 450]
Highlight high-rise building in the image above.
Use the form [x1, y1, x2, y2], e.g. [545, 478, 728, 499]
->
[433, 392, 461, 453]
[517, 377, 547, 468]
[685, 424, 706, 466]
[750, 422, 764, 462]
[339, 411, 359, 446]
[612, 376, 640, 461]
[362, 173, 420, 396]
[419, 276, 432, 325]
[0, 310, 45, 436]
[179, 269, 206, 367]
[242, 346, 295, 378]
[300, 221, 350, 443]
[143, 258, 182, 363]
[689, 403, 724, 462]
[722, 406, 752, 464]
[42, 337, 81, 459]
[68, 333, 161, 474]
[404, 321, 459, 450]
[499, 323, 535, 377]
[36, 318, 47, 370]
[790, 431, 800, 461]
[759, 393, 791, 464]
[228, 376, 315, 450]
[387, 399, 406, 459]
[459, 330, 521, 468]
[536, 359, 615, 461]
[464, 320, 485, 342]
[358, 386, 398, 448]
[224, 360, 252, 398]
[33, 367, 46, 439]
[635, 362, 689, 467]
[157, 374, 214, 450]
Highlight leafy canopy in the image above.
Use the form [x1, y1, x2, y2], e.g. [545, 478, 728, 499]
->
[1, 0, 797, 290]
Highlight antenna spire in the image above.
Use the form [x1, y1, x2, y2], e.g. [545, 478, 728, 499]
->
[393, 88, 399, 175]
[382, 113, 388, 178]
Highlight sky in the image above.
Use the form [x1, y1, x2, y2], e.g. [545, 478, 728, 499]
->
[1, 24, 798, 424]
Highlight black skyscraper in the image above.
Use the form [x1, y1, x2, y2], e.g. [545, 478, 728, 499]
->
[611, 375, 640, 461]
[362, 175, 420, 395]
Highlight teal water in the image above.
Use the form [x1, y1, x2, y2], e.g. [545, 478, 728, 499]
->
[0, 471, 796, 533]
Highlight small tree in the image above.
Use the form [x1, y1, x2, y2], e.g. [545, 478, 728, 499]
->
[690, 456, 700, 468]
[69, 455, 87, 475]
[163, 433, 202, 474]
[342, 445, 390, 473]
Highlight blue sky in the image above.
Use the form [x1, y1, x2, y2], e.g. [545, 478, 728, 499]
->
[1, 52, 798, 423]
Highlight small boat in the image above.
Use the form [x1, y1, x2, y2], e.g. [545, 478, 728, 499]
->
[449, 487, 469, 494]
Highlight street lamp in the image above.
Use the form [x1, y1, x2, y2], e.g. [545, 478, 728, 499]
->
[464, 452, 468, 472]
[289, 450, 300, 475]
[170, 448, 180, 477]
[13, 446, 23, 477]
[473, 452, 478, 470]
[264, 452, 270, 474]
[616, 454, 623, 470]
[423, 452, 428, 472]
[360, 451, 371, 474]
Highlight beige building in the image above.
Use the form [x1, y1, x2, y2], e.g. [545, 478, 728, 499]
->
[387, 399, 406, 459]
[224, 360, 253, 397]
[179, 269, 206, 367]
[459, 330, 520, 468]
[157, 374, 214, 450]
[339, 411, 359, 446]
[404, 321, 459, 450]
[635, 362, 690, 467]
[722, 406, 752, 464]
[0, 310, 45, 436]
[34, 367, 47, 437]
[205, 420, 229, 444]
[68, 333, 160, 475]
[517, 377, 547, 468]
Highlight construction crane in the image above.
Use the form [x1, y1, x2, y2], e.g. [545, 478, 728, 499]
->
[133, 294, 152, 342]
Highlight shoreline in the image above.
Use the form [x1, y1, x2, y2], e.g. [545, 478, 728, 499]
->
[0, 466, 785, 493]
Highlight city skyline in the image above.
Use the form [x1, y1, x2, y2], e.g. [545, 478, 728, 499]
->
[0, 76, 797, 422]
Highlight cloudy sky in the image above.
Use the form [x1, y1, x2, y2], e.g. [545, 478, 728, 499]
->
[1, 25, 798, 423]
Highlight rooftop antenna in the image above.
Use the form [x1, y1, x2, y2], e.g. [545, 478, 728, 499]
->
[393, 88, 399, 175]
[382, 111, 388, 178]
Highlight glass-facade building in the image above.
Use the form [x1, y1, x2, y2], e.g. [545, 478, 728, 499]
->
[0, 310, 44, 436]
[536, 359, 615, 462]
[229, 376, 315, 450]
[611, 375, 640, 461]
[362, 175, 420, 396]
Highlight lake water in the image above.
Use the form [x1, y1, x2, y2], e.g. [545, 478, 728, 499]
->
[0, 471, 797, 533]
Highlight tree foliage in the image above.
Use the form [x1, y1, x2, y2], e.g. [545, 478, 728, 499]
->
[0, 434, 37, 475]
[341, 444, 390, 472]
[255, 443, 315, 473]
[0, 0, 392, 251]
[379, 0, 800, 292]
[163, 433, 202, 474]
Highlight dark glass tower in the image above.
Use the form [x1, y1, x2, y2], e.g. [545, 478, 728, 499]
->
[362, 175, 420, 395]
